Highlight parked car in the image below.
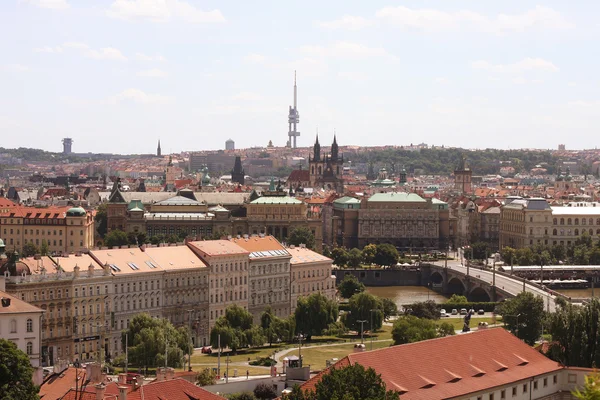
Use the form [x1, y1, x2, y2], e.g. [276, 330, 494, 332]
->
[460, 308, 468, 315]
[440, 309, 447, 317]
[451, 309, 458, 315]
[478, 309, 485, 315]
[201, 346, 212, 354]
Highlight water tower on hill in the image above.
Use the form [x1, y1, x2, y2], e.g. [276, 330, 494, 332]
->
[62, 138, 73, 155]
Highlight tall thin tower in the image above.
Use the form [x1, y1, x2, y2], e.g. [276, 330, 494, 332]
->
[287, 71, 300, 148]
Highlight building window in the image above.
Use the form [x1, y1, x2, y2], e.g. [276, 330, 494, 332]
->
[26, 342, 33, 355]
[512, 387, 517, 396]
[490, 394, 494, 400]
[26, 318, 33, 332]
[553, 375, 558, 384]
[533, 381, 538, 390]
[500, 389, 505, 399]
[543, 377, 548, 387]
[523, 384, 528, 393]
[10, 319, 17, 333]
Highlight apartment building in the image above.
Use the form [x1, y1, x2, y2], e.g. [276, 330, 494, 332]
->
[289, 245, 336, 310]
[0, 277, 44, 368]
[0, 205, 95, 254]
[188, 240, 249, 332]
[230, 236, 292, 322]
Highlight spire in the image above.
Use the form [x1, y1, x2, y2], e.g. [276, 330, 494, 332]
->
[157, 139, 162, 157]
[313, 131, 321, 161]
[331, 129, 339, 161]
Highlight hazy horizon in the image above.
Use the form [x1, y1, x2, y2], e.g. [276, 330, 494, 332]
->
[1, 1, 599, 154]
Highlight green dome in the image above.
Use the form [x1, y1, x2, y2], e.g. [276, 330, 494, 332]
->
[66, 206, 86, 217]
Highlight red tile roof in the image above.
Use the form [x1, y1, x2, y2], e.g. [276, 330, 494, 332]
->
[299, 329, 562, 400]
[127, 378, 225, 400]
[288, 170, 310, 182]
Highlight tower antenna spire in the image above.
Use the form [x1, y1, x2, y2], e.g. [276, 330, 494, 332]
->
[287, 71, 300, 148]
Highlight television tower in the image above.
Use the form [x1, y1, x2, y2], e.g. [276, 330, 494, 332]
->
[287, 71, 300, 148]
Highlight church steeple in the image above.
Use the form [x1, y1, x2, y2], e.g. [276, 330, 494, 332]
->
[157, 139, 162, 157]
[331, 132, 339, 161]
[313, 133, 321, 161]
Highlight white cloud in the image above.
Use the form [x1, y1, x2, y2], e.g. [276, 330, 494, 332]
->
[109, 88, 172, 104]
[20, 0, 69, 10]
[2, 64, 31, 72]
[134, 52, 166, 62]
[300, 41, 396, 60]
[231, 92, 263, 101]
[471, 58, 559, 73]
[373, 5, 572, 33]
[34, 46, 63, 53]
[39, 42, 128, 61]
[318, 15, 372, 30]
[107, 0, 225, 23]
[137, 68, 168, 78]
[337, 71, 369, 81]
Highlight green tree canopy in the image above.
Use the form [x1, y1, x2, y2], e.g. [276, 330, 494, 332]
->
[0, 339, 40, 400]
[330, 247, 349, 267]
[344, 292, 383, 335]
[382, 298, 398, 320]
[283, 363, 400, 400]
[121, 313, 189, 368]
[446, 294, 468, 304]
[572, 372, 600, 400]
[294, 293, 338, 340]
[95, 203, 108, 238]
[497, 292, 544, 345]
[21, 242, 39, 257]
[407, 300, 440, 320]
[548, 298, 600, 368]
[374, 244, 399, 266]
[362, 244, 377, 265]
[337, 274, 365, 299]
[288, 227, 315, 249]
[347, 248, 363, 268]
[211, 305, 265, 353]
[196, 368, 217, 386]
[104, 229, 129, 248]
[392, 315, 439, 345]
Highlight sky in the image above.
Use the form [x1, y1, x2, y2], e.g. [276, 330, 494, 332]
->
[1, 0, 600, 154]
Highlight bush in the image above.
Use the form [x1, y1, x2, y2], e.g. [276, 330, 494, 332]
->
[249, 357, 276, 367]
[254, 382, 277, 400]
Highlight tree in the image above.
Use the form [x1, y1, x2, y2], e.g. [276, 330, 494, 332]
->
[294, 293, 338, 340]
[254, 383, 277, 400]
[470, 242, 490, 260]
[122, 313, 189, 368]
[95, 203, 108, 237]
[406, 300, 440, 320]
[438, 322, 456, 337]
[337, 274, 365, 299]
[211, 305, 265, 353]
[330, 247, 349, 267]
[196, 368, 217, 386]
[446, 294, 468, 304]
[104, 229, 129, 248]
[497, 292, 544, 345]
[382, 298, 398, 320]
[501, 246, 516, 266]
[40, 240, 49, 256]
[261, 306, 277, 346]
[345, 292, 383, 335]
[287, 227, 315, 249]
[548, 298, 600, 368]
[374, 244, 399, 266]
[392, 316, 439, 345]
[288, 363, 400, 400]
[362, 244, 377, 265]
[21, 242, 39, 257]
[572, 372, 600, 399]
[0, 339, 40, 400]
[347, 248, 363, 268]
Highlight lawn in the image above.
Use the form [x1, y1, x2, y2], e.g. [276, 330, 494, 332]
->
[284, 340, 393, 370]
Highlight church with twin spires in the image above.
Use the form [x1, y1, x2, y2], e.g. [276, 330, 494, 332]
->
[308, 135, 344, 193]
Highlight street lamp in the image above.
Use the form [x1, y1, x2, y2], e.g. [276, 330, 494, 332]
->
[369, 309, 378, 351]
[505, 313, 522, 339]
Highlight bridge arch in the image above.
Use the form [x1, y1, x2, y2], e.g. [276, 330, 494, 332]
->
[469, 287, 491, 302]
[447, 277, 465, 295]
[430, 271, 443, 284]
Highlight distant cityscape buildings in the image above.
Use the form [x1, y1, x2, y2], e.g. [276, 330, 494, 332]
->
[62, 138, 73, 155]
[225, 139, 235, 151]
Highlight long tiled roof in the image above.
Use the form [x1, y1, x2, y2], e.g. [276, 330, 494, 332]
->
[0, 290, 43, 314]
[250, 196, 302, 205]
[368, 192, 426, 203]
[300, 329, 562, 400]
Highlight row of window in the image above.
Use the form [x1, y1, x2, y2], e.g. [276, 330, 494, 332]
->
[553, 217, 600, 226]
[210, 290, 247, 303]
[211, 276, 248, 288]
[475, 374, 557, 400]
[1, 228, 85, 236]
[1, 318, 34, 334]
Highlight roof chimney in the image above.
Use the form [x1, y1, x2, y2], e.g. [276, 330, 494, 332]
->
[95, 383, 106, 400]
[119, 386, 127, 400]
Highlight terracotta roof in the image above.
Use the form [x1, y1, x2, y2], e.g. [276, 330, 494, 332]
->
[144, 245, 208, 270]
[127, 378, 226, 400]
[288, 169, 310, 182]
[299, 329, 562, 400]
[39, 368, 90, 400]
[229, 235, 288, 254]
[187, 240, 249, 257]
[0, 290, 43, 314]
[288, 247, 331, 264]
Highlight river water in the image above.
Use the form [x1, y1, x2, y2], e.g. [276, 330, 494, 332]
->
[366, 286, 448, 307]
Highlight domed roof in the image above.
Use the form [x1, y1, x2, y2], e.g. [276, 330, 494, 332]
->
[66, 206, 86, 217]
